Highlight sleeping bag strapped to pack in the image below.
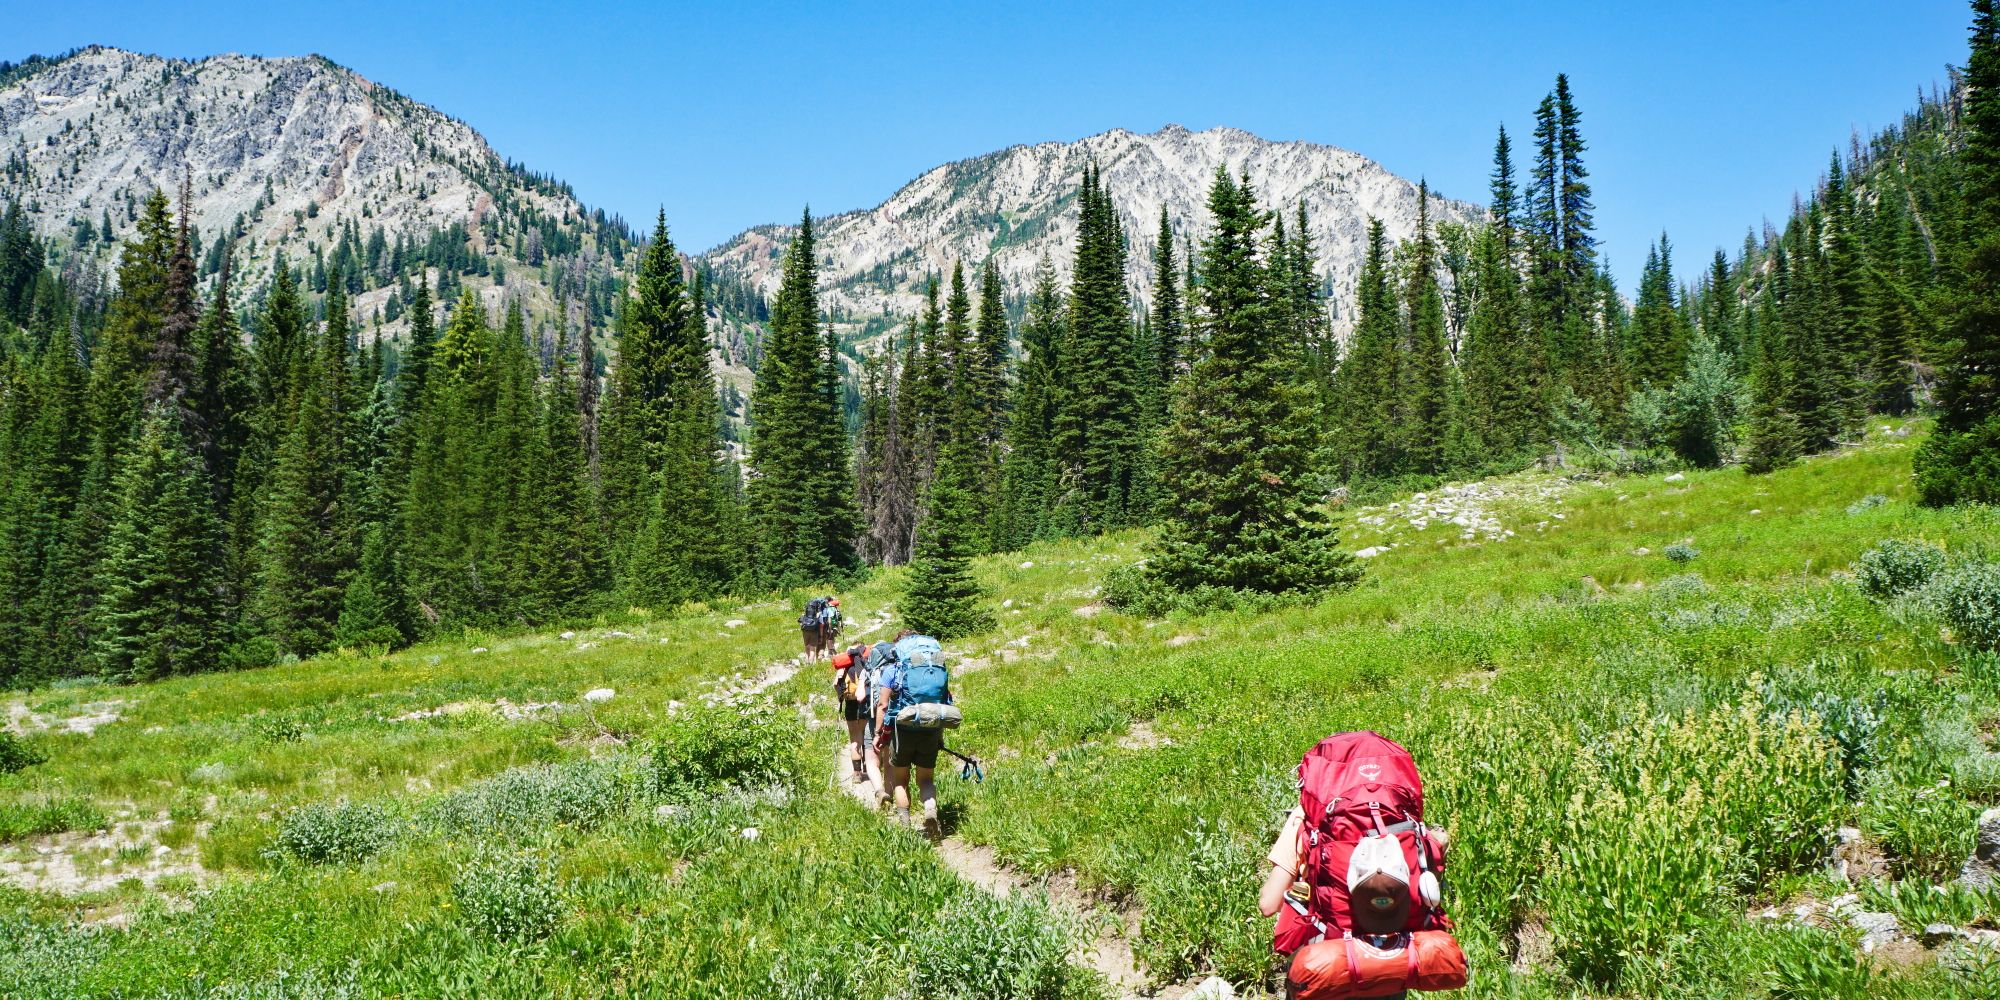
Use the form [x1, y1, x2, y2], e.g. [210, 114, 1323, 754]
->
[1276, 731, 1452, 954]
[1286, 930, 1468, 999]
[832, 646, 866, 702]
[889, 635, 955, 729]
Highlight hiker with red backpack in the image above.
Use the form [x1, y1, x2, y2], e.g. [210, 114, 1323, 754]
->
[831, 642, 874, 785]
[1261, 731, 1468, 999]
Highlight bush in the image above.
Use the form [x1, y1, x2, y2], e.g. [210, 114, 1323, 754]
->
[453, 850, 565, 942]
[1104, 564, 1314, 619]
[426, 758, 636, 837]
[267, 800, 398, 865]
[1927, 560, 2000, 651]
[1854, 539, 1948, 600]
[1861, 768, 1979, 881]
[649, 703, 805, 801]
[1760, 924, 1877, 1000]
[0, 794, 105, 841]
[907, 891, 1090, 1000]
[1664, 542, 1700, 564]
[1845, 494, 1888, 514]
[1915, 411, 2000, 507]
[0, 731, 46, 774]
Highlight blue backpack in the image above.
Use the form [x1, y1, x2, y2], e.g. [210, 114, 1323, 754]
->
[890, 635, 949, 716]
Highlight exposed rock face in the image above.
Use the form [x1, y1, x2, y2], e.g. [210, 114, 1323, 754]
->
[1, 46, 627, 341]
[700, 124, 1484, 342]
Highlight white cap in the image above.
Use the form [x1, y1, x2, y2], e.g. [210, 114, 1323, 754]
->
[1346, 835, 1410, 890]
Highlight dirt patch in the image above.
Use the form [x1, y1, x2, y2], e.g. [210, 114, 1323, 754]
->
[1116, 721, 1171, 751]
[1509, 914, 1556, 974]
[0, 815, 207, 897]
[6, 699, 128, 736]
[1833, 829, 1891, 884]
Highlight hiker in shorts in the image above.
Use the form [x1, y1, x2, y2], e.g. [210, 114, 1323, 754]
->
[874, 631, 949, 835]
[834, 643, 873, 785]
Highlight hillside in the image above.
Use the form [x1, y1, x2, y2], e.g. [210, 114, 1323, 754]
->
[700, 124, 1484, 344]
[0, 46, 632, 347]
[6, 420, 1999, 998]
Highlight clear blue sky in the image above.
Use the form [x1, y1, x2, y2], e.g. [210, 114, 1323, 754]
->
[5, 0, 1976, 291]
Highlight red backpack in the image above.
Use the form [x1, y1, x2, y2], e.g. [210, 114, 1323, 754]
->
[1275, 731, 1450, 954]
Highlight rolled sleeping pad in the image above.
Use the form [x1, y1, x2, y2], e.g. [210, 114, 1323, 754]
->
[1287, 930, 1467, 999]
[894, 702, 963, 729]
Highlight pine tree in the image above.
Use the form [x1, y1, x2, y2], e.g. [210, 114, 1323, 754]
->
[1916, 0, 2000, 504]
[1628, 234, 1691, 387]
[1394, 182, 1459, 476]
[1328, 220, 1400, 481]
[92, 412, 226, 681]
[401, 289, 503, 626]
[1461, 126, 1540, 458]
[994, 257, 1065, 549]
[899, 445, 994, 641]
[0, 336, 89, 685]
[1150, 207, 1186, 414]
[1051, 166, 1146, 532]
[1143, 169, 1359, 599]
[604, 212, 736, 604]
[745, 210, 860, 584]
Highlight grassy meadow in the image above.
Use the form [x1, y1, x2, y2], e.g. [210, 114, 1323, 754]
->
[5, 419, 2000, 998]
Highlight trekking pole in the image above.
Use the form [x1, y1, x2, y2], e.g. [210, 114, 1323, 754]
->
[941, 746, 985, 783]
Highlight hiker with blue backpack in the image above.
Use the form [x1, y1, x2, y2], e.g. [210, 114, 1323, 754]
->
[873, 631, 959, 836]
[798, 596, 843, 662]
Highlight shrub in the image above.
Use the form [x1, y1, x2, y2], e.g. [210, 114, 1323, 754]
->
[907, 891, 1090, 1000]
[1664, 542, 1700, 564]
[1845, 494, 1888, 514]
[0, 731, 46, 774]
[0, 794, 105, 841]
[425, 758, 636, 838]
[1927, 560, 2000, 651]
[267, 800, 398, 865]
[1853, 538, 1948, 600]
[1861, 769, 1979, 881]
[649, 703, 804, 801]
[1105, 564, 1314, 619]
[453, 851, 564, 942]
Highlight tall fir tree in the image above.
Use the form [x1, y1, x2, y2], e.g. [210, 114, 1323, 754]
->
[1050, 166, 1146, 532]
[993, 257, 1066, 550]
[745, 210, 860, 584]
[1916, 0, 2000, 504]
[1149, 207, 1187, 414]
[92, 412, 226, 681]
[1462, 125, 1541, 458]
[1393, 182, 1459, 477]
[1143, 169, 1358, 598]
[899, 444, 994, 641]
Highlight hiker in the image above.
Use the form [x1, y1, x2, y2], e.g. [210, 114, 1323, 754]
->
[798, 596, 835, 661]
[1261, 731, 1466, 999]
[831, 642, 873, 785]
[819, 597, 844, 647]
[874, 631, 957, 836]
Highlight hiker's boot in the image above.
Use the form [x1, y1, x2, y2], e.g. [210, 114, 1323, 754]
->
[894, 807, 912, 829]
[921, 802, 941, 840]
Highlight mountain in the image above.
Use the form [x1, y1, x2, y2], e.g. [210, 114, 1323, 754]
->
[0, 46, 632, 349]
[699, 124, 1484, 343]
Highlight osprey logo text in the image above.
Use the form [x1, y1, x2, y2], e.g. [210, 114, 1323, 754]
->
[1358, 763, 1382, 780]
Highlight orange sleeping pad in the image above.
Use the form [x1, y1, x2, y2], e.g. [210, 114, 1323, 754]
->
[1287, 930, 1468, 999]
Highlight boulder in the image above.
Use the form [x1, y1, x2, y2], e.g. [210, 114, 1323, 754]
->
[1959, 807, 2000, 889]
[583, 688, 615, 704]
[1187, 977, 1236, 1000]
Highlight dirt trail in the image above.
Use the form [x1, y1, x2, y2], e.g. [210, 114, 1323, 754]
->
[833, 746, 1155, 998]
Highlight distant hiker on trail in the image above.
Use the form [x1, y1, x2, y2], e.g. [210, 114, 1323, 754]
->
[1261, 731, 1467, 999]
[831, 642, 873, 784]
[798, 596, 842, 661]
[874, 631, 959, 837]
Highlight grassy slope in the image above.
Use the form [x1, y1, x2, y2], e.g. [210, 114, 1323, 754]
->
[3, 420, 1999, 998]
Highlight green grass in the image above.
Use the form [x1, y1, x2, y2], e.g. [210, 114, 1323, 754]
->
[5, 420, 2000, 998]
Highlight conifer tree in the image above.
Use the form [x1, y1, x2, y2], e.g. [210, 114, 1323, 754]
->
[1394, 183, 1459, 476]
[1142, 169, 1358, 599]
[401, 289, 504, 626]
[92, 412, 225, 681]
[745, 210, 859, 583]
[856, 342, 915, 564]
[994, 257, 1065, 549]
[1916, 0, 2000, 504]
[1462, 126, 1540, 458]
[1329, 220, 1400, 481]
[1149, 207, 1186, 413]
[972, 260, 1010, 455]
[1628, 234, 1691, 387]
[604, 212, 735, 603]
[0, 336, 88, 685]
[1051, 166, 1145, 531]
[899, 444, 994, 641]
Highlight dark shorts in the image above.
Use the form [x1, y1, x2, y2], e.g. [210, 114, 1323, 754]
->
[841, 698, 870, 722]
[890, 724, 942, 769]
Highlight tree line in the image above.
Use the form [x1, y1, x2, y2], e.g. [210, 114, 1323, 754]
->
[3, 0, 1996, 681]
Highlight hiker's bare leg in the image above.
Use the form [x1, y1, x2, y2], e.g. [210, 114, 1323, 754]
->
[844, 718, 867, 780]
[889, 762, 912, 811]
[915, 765, 939, 836]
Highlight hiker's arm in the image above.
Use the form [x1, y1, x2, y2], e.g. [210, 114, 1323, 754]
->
[1258, 860, 1294, 917]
